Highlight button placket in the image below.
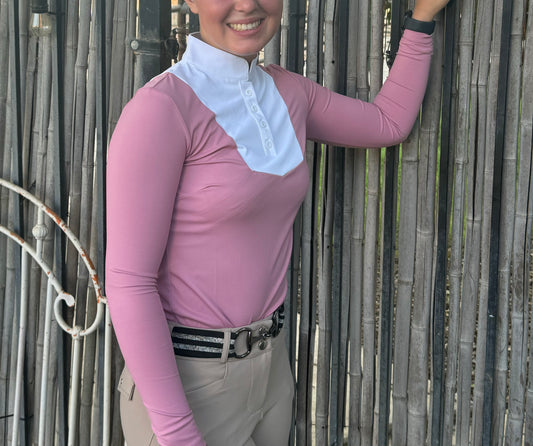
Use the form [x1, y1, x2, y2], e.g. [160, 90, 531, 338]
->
[240, 81, 276, 157]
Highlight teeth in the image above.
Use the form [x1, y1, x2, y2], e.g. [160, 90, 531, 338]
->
[229, 20, 261, 31]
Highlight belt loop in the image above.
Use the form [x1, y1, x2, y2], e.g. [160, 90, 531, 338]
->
[220, 330, 231, 363]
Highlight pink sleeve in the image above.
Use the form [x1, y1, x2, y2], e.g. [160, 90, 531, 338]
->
[306, 30, 433, 147]
[105, 87, 205, 445]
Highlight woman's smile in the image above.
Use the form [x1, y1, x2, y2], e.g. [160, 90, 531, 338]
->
[227, 19, 263, 32]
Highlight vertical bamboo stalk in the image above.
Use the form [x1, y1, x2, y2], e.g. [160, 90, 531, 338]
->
[481, 0, 512, 442]
[263, 27, 280, 66]
[315, 0, 336, 442]
[21, 34, 37, 190]
[18, 0, 29, 100]
[316, 148, 334, 446]
[78, 15, 98, 444]
[332, 1, 350, 442]
[456, 3, 492, 443]
[65, 0, 91, 298]
[62, 0, 79, 196]
[441, 1, 476, 444]
[520, 5, 533, 445]
[121, 0, 137, 108]
[486, 1, 527, 444]
[106, 0, 115, 93]
[8, 0, 28, 436]
[352, 1, 371, 444]
[503, 1, 530, 444]
[348, 147, 365, 446]
[294, 1, 321, 443]
[0, 91, 14, 444]
[399, 8, 443, 446]
[470, 6, 499, 442]
[0, 0, 10, 169]
[95, 0, 113, 442]
[107, 0, 128, 137]
[429, 5, 455, 442]
[346, 2, 364, 444]
[0, 0, 9, 363]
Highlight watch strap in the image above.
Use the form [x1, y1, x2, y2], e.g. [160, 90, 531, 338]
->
[403, 10, 435, 35]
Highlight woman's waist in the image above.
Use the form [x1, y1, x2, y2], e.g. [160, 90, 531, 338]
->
[160, 285, 287, 331]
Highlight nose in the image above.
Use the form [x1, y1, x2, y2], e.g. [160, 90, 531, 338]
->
[234, 0, 258, 13]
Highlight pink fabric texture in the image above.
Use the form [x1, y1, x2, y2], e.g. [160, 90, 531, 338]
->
[106, 29, 433, 445]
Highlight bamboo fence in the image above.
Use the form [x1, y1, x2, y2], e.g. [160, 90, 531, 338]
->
[1, 0, 533, 444]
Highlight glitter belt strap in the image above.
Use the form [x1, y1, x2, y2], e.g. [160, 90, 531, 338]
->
[171, 304, 285, 359]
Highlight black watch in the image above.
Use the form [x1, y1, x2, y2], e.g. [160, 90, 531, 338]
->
[402, 10, 435, 35]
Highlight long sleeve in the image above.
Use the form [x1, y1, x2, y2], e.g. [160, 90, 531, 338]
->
[304, 29, 433, 147]
[106, 87, 205, 445]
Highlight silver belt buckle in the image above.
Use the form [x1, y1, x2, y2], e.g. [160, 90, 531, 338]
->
[234, 326, 271, 358]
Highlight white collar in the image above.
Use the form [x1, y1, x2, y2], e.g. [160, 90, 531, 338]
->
[181, 33, 259, 81]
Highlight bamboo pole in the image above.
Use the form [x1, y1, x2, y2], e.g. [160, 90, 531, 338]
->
[470, 5, 501, 441]
[432, 8, 457, 445]
[263, 23, 280, 66]
[65, 0, 91, 298]
[95, 0, 114, 442]
[18, 0, 29, 102]
[6, 4, 25, 418]
[31, 215, 49, 444]
[21, 35, 37, 190]
[62, 0, 79, 196]
[352, 2, 373, 445]
[494, 0, 525, 441]
[107, 0, 128, 138]
[316, 148, 334, 446]
[527, 283, 533, 446]
[481, 1, 513, 442]
[441, 1, 476, 444]
[346, 2, 365, 445]
[0, 0, 9, 174]
[294, 0, 321, 443]
[456, 2, 492, 443]
[370, 0, 390, 443]
[504, 1, 530, 444]
[366, 12, 384, 442]
[315, 0, 336, 442]
[392, 135, 417, 446]
[78, 15, 98, 445]
[520, 6, 533, 444]
[0, 86, 14, 444]
[121, 0, 137, 108]
[440, 2, 461, 444]
[0, 5, 8, 409]
[0, 212, 16, 443]
[106, 0, 115, 95]
[332, 1, 350, 442]
[394, 10, 444, 444]
[0, 0, 10, 381]
[23, 57, 52, 441]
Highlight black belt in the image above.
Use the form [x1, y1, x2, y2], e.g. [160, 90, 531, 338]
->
[171, 304, 285, 359]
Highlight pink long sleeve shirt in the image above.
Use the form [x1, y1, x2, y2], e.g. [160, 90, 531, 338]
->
[106, 30, 433, 445]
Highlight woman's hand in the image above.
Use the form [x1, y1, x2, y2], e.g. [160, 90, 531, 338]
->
[412, 0, 451, 22]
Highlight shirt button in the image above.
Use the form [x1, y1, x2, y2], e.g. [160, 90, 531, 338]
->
[265, 140, 273, 149]
[260, 120, 267, 128]
[246, 89, 253, 96]
[251, 104, 258, 112]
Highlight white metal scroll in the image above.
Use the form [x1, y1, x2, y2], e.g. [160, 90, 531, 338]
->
[0, 178, 110, 446]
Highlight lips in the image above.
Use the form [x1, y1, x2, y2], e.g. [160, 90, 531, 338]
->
[228, 19, 262, 31]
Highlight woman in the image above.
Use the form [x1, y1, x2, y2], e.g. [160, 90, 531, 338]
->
[106, 0, 450, 444]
